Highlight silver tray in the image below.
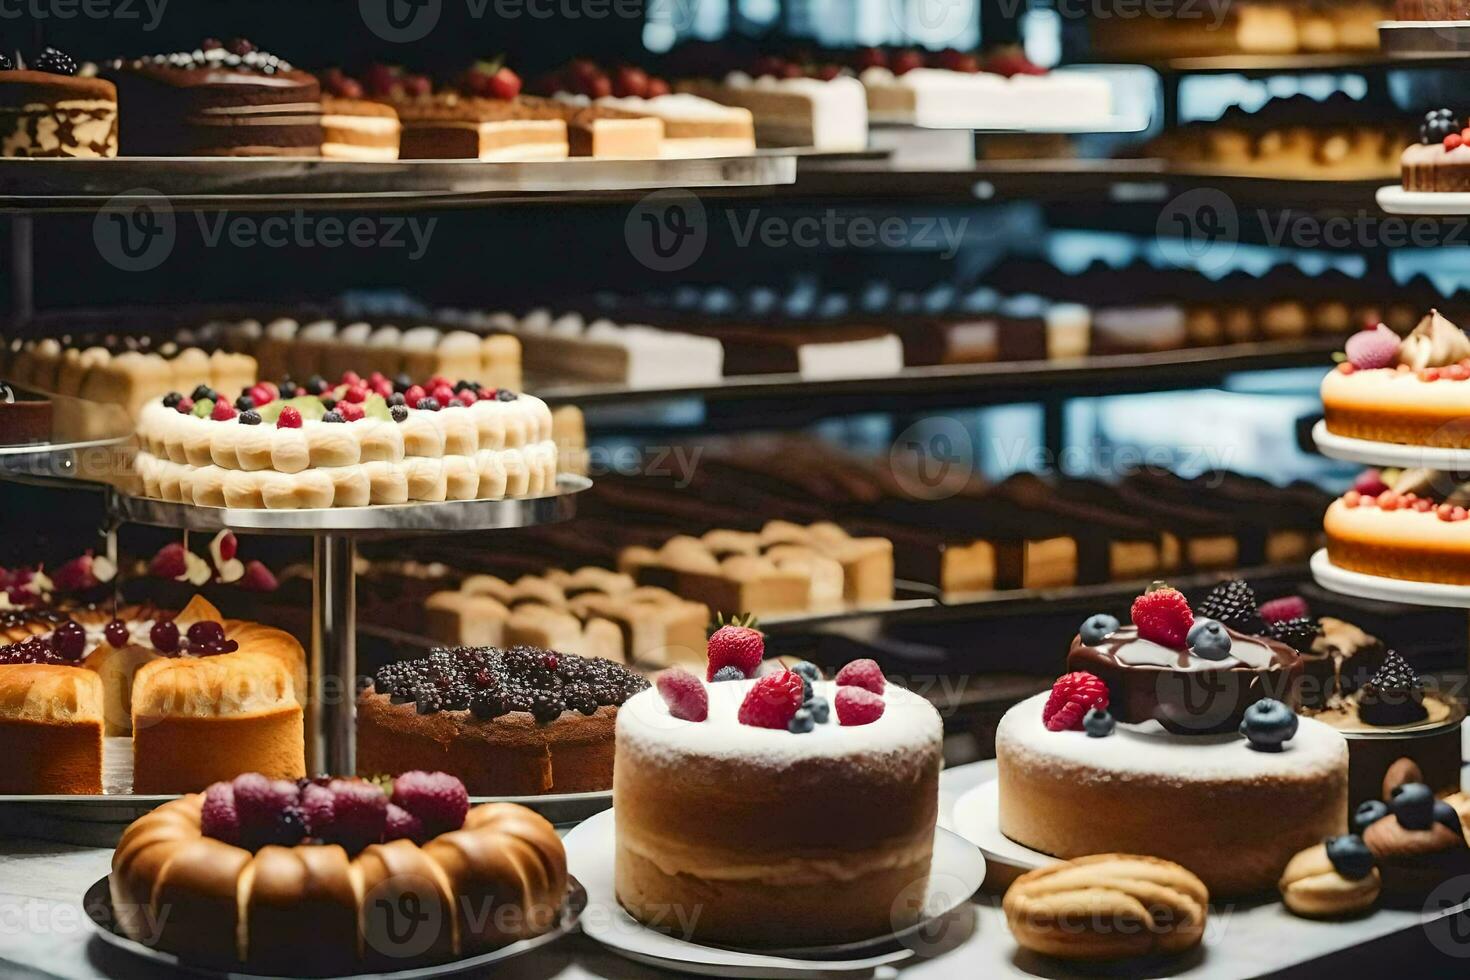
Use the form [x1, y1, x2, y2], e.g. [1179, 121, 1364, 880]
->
[84, 874, 585, 979]
[112, 474, 591, 536]
[0, 155, 797, 212]
[1378, 20, 1470, 55]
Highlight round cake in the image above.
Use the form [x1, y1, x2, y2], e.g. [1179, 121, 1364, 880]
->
[110, 771, 567, 975]
[1324, 471, 1470, 584]
[0, 53, 117, 158]
[614, 646, 943, 947]
[357, 645, 648, 794]
[1401, 109, 1470, 192]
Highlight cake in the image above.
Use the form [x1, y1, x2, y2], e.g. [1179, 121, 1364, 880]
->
[997, 586, 1349, 897]
[105, 39, 322, 157]
[858, 63, 1111, 129]
[394, 93, 569, 161]
[593, 93, 754, 158]
[132, 372, 560, 509]
[1324, 468, 1470, 583]
[357, 645, 649, 794]
[677, 70, 867, 152]
[1401, 109, 1470, 192]
[521, 95, 664, 158]
[1359, 766, 1470, 905]
[0, 382, 51, 445]
[110, 771, 568, 974]
[1322, 313, 1470, 448]
[615, 643, 943, 947]
[0, 48, 117, 157]
[0, 595, 305, 794]
[320, 95, 400, 161]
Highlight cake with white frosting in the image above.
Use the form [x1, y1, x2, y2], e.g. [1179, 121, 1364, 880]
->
[996, 584, 1349, 896]
[859, 66, 1112, 129]
[133, 373, 558, 509]
[615, 638, 942, 946]
[677, 72, 867, 151]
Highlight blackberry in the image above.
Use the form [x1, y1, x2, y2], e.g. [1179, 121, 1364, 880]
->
[496, 389, 518, 401]
[1421, 108, 1462, 144]
[322, 410, 344, 423]
[275, 805, 308, 845]
[390, 393, 406, 407]
[239, 410, 262, 425]
[531, 694, 565, 723]
[441, 683, 472, 710]
[564, 682, 598, 715]
[412, 684, 441, 714]
[191, 383, 215, 402]
[416, 397, 440, 411]
[1265, 615, 1321, 654]
[32, 47, 77, 76]
[455, 380, 474, 393]
[162, 391, 183, 408]
[712, 666, 744, 682]
[506, 689, 533, 713]
[1195, 579, 1262, 633]
[471, 687, 508, 719]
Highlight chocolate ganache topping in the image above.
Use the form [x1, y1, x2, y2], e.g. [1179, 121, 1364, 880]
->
[1069, 624, 1302, 735]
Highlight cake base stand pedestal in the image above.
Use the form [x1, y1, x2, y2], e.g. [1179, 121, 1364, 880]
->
[108, 476, 591, 774]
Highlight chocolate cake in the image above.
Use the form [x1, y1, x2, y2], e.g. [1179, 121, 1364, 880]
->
[393, 94, 569, 161]
[0, 383, 52, 446]
[105, 40, 321, 156]
[0, 50, 117, 158]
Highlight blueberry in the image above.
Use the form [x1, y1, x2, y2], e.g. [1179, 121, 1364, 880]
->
[1391, 782, 1435, 830]
[799, 674, 813, 700]
[279, 381, 299, 399]
[1239, 698, 1297, 752]
[306, 375, 327, 395]
[1187, 618, 1232, 661]
[161, 391, 182, 408]
[320, 397, 337, 411]
[239, 410, 262, 425]
[191, 383, 215, 402]
[788, 707, 814, 734]
[1325, 834, 1375, 881]
[417, 397, 440, 411]
[1083, 707, 1115, 738]
[390, 405, 408, 423]
[790, 660, 822, 683]
[322, 410, 344, 423]
[807, 696, 830, 724]
[1353, 799, 1390, 835]
[235, 394, 255, 412]
[393, 372, 413, 392]
[389, 392, 406, 407]
[1079, 614, 1120, 646]
[1435, 799, 1464, 834]
[496, 389, 518, 401]
[711, 666, 744, 682]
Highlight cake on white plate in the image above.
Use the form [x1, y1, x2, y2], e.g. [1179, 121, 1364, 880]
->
[859, 66, 1113, 129]
[677, 71, 868, 152]
[555, 91, 756, 158]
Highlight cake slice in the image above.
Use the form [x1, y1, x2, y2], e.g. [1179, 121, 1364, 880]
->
[522, 95, 663, 158]
[0, 663, 103, 794]
[394, 94, 569, 161]
[320, 94, 401, 161]
[677, 72, 867, 151]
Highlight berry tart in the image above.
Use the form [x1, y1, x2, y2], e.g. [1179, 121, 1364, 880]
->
[357, 645, 649, 795]
[0, 47, 117, 157]
[1324, 467, 1470, 584]
[132, 373, 559, 509]
[103, 39, 322, 157]
[614, 628, 943, 947]
[996, 585, 1348, 897]
[1401, 109, 1470, 192]
[110, 771, 568, 974]
[1321, 312, 1470, 447]
[0, 382, 51, 445]
[318, 69, 401, 161]
[0, 595, 304, 794]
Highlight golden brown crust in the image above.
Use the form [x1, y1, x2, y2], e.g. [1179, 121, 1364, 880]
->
[1003, 854, 1208, 960]
[1278, 843, 1380, 918]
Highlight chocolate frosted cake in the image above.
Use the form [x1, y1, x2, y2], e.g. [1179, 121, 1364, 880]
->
[357, 645, 648, 794]
[0, 49, 117, 158]
[105, 40, 321, 156]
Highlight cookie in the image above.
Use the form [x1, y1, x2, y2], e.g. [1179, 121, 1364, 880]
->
[1003, 853, 1208, 961]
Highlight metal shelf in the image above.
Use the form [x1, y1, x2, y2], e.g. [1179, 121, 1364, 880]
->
[1083, 51, 1470, 75]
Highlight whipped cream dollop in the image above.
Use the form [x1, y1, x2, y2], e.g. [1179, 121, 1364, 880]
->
[1397, 309, 1470, 370]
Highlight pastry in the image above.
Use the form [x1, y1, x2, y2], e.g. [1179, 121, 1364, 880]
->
[357, 645, 648, 794]
[0, 48, 117, 158]
[1361, 779, 1470, 904]
[677, 70, 867, 152]
[1004, 854, 1208, 959]
[997, 586, 1349, 897]
[1322, 313, 1470, 448]
[615, 650, 943, 946]
[0, 595, 305, 794]
[1279, 836, 1381, 918]
[105, 40, 322, 157]
[0, 383, 51, 445]
[1402, 110, 1470, 192]
[111, 771, 567, 973]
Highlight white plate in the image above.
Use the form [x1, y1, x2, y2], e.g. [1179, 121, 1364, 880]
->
[1376, 184, 1470, 215]
[1311, 420, 1470, 469]
[949, 780, 1054, 877]
[1311, 549, 1470, 608]
[562, 807, 984, 976]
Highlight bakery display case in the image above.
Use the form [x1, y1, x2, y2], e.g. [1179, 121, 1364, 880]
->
[3, 2, 1470, 978]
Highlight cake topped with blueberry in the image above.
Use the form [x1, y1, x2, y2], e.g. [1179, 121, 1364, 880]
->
[0, 46, 117, 158]
[132, 370, 560, 509]
[1402, 108, 1470, 193]
[103, 38, 320, 156]
[357, 645, 648, 796]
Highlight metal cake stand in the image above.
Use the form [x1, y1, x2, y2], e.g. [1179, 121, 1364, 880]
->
[108, 476, 591, 775]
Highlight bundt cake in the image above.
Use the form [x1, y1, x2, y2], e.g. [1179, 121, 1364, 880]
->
[110, 771, 568, 974]
[357, 645, 649, 794]
[0, 595, 305, 793]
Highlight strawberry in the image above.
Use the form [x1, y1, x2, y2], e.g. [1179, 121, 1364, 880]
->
[277, 406, 302, 429]
[707, 623, 764, 680]
[645, 76, 671, 97]
[655, 667, 708, 721]
[1042, 671, 1110, 732]
[854, 46, 887, 70]
[211, 398, 237, 421]
[890, 49, 925, 75]
[1131, 586, 1194, 649]
[835, 658, 885, 694]
[737, 670, 804, 729]
[148, 542, 188, 579]
[612, 65, 649, 98]
[835, 686, 885, 726]
[50, 554, 97, 593]
[238, 560, 278, 592]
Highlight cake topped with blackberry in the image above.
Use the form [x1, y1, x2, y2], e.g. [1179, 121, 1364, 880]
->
[1357, 651, 1429, 727]
[358, 645, 648, 795]
[0, 47, 117, 157]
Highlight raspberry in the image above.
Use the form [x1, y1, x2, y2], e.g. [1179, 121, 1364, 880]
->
[1353, 469, 1389, 497]
[342, 385, 368, 404]
[300, 782, 336, 838]
[211, 398, 236, 421]
[385, 803, 426, 843]
[232, 773, 300, 847]
[737, 670, 804, 729]
[200, 781, 240, 844]
[337, 401, 365, 422]
[148, 542, 188, 579]
[707, 624, 764, 680]
[1344, 323, 1399, 371]
[835, 658, 885, 694]
[328, 778, 388, 851]
[655, 667, 708, 721]
[1042, 671, 1110, 732]
[404, 384, 427, 407]
[1258, 596, 1309, 625]
[1131, 586, 1193, 649]
[391, 771, 469, 837]
[277, 406, 302, 428]
[835, 686, 885, 726]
